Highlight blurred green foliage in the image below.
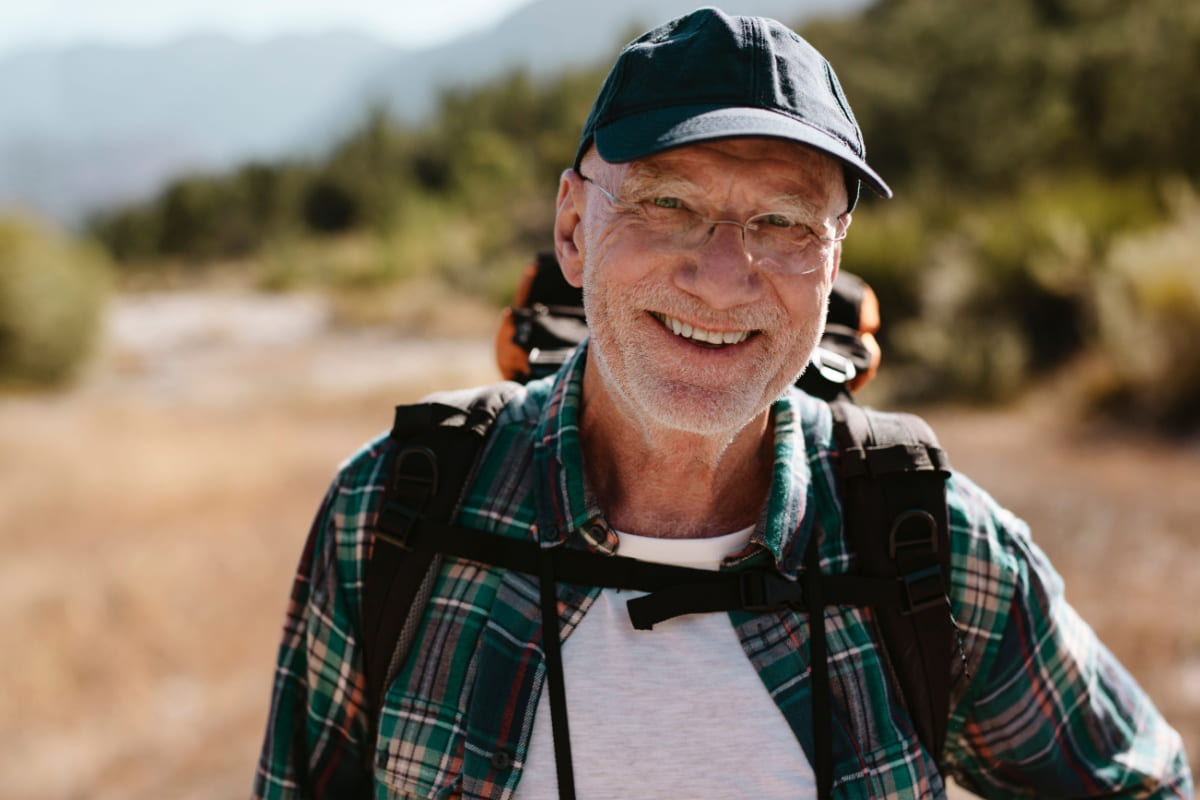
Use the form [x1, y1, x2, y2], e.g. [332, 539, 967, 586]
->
[0, 217, 110, 387]
[843, 175, 1169, 403]
[1090, 184, 1200, 431]
[813, 0, 1200, 426]
[89, 68, 604, 288]
[83, 0, 1200, 428]
[807, 0, 1200, 190]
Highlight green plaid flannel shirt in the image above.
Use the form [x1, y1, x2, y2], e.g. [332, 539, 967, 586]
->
[254, 345, 1190, 799]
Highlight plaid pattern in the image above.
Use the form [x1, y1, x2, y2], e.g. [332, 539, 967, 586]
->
[253, 344, 1191, 799]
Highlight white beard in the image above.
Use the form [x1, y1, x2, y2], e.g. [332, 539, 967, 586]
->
[582, 265, 829, 439]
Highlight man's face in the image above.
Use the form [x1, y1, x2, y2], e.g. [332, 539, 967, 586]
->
[558, 137, 848, 437]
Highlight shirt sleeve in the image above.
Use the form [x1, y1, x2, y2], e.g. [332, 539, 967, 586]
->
[941, 473, 1192, 798]
[251, 468, 377, 800]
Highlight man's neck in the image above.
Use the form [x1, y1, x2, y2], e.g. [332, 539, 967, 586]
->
[578, 373, 774, 539]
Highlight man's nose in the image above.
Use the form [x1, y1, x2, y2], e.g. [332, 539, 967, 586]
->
[693, 217, 756, 258]
[677, 221, 762, 309]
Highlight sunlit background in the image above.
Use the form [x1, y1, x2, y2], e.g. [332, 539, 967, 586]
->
[1, 1, 1197, 797]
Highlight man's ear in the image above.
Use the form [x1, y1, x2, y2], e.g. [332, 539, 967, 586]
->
[554, 169, 585, 288]
[830, 212, 850, 281]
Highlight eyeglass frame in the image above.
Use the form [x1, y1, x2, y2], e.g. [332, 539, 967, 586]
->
[575, 170, 849, 274]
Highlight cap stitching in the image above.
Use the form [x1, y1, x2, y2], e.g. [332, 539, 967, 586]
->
[823, 61, 864, 155]
[746, 16, 763, 106]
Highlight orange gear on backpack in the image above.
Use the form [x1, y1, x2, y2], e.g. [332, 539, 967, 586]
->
[848, 283, 882, 394]
[495, 258, 540, 382]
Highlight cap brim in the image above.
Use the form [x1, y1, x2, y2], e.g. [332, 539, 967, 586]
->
[592, 105, 892, 200]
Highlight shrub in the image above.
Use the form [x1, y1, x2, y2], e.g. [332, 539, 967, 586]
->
[0, 217, 111, 387]
[846, 176, 1170, 404]
[1091, 184, 1200, 431]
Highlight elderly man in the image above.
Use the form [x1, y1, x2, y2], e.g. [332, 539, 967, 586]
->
[253, 8, 1189, 799]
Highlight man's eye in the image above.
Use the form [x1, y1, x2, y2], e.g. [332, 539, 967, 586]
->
[648, 196, 686, 210]
[760, 213, 799, 229]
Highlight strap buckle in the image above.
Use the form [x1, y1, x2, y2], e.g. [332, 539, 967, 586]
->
[889, 509, 945, 614]
[376, 446, 439, 550]
[738, 571, 804, 612]
[527, 347, 573, 367]
[889, 509, 939, 558]
[811, 346, 857, 386]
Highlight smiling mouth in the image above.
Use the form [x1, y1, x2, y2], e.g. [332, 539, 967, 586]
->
[651, 312, 755, 348]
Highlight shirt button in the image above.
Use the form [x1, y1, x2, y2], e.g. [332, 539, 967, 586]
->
[490, 750, 513, 770]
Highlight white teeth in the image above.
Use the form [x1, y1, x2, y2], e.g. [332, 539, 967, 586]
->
[655, 313, 750, 345]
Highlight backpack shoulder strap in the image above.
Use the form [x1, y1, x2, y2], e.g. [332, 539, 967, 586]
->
[362, 381, 522, 720]
[827, 399, 956, 760]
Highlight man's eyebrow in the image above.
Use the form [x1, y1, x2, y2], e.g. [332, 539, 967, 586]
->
[618, 166, 700, 198]
[619, 166, 829, 218]
[772, 192, 826, 219]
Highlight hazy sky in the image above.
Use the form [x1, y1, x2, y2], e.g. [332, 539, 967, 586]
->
[0, 0, 532, 56]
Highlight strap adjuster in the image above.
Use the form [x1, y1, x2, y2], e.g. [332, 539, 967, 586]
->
[376, 502, 423, 549]
[376, 446, 439, 549]
[900, 565, 946, 615]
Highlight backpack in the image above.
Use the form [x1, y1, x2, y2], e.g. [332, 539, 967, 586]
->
[495, 251, 588, 383]
[363, 254, 957, 800]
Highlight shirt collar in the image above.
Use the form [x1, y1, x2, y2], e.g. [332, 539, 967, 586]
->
[531, 341, 832, 579]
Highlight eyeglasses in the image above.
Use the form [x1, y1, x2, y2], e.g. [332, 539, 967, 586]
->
[579, 173, 847, 275]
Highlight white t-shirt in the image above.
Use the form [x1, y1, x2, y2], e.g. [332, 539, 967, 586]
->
[513, 527, 816, 799]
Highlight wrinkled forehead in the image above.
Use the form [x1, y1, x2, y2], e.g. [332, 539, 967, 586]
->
[582, 137, 848, 213]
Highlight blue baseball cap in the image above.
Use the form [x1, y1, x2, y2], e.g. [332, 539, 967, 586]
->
[575, 7, 891, 210]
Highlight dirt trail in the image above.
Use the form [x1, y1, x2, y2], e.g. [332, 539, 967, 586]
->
[2, 291, 1196, 797]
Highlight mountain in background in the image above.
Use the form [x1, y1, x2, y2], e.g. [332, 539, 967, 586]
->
[0, 0, 867, 224]
[346, 0, 864, 121]
[0, 31, 399, 223]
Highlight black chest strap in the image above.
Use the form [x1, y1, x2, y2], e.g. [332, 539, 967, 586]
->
[376, 514, 942, 627]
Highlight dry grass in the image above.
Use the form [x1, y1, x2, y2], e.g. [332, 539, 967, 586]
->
[2, 292, 1196, 797]
[1, 386, 505, 800]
